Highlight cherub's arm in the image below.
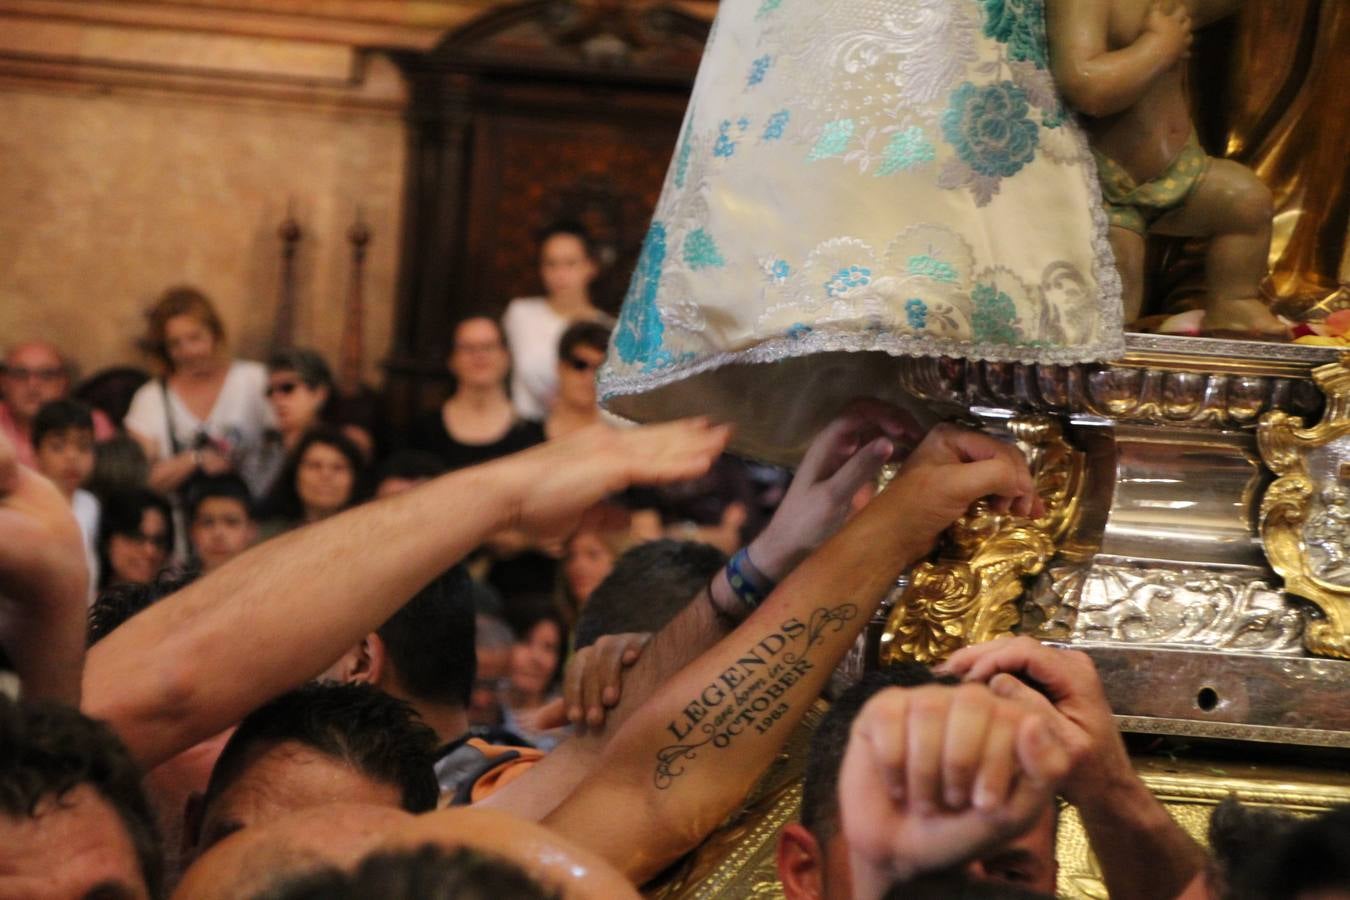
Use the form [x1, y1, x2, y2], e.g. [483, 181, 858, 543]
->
[1047, 0, 1192, 118]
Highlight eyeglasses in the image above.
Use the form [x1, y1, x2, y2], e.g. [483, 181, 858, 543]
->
[266, 381, 300, 398]
[117, 530, 171, 550]
[564, 356, 601, 373]
[454, 342, 504, 354]
[3, 366, 64, 382]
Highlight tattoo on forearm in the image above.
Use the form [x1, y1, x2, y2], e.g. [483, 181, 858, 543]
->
[654, 603, 858, 789]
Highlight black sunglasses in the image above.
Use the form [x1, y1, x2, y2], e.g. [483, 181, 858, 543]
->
[564, 356, 600, 372]
[266, 381, 300, 398]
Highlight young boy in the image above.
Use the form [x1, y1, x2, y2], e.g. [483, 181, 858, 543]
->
[31, 399, 100, 602]
[186, 474, 258, 572]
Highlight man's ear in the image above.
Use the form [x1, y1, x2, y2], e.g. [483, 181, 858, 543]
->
[326, 634, 387, 686]
[778, 823, 826, 900]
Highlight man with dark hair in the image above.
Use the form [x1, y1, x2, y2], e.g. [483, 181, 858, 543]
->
[778, 665, 1061, 899]
[1, 340, 114, 468]
[573, 539, 727, 650]
[320, 565, 532, 800]
[190, 682, 438, 854]
[186, 474, 257, 572]
[546, 321, 612, 438]
[777, 641, 1208, 900]
[253, 845, 559, 900]
[32, 398, 101, 599]
[0, 695, 163, 899]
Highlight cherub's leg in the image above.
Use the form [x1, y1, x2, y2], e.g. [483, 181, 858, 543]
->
[1152, 158, 1282, 334]
[1109, 225, 1147, 325]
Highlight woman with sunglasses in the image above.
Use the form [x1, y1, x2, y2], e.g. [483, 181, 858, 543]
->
[97, 488, 173, 589]
[257, 349, 372, 498]
[545, 322, 612, 440]
[410, 317, 544, 471]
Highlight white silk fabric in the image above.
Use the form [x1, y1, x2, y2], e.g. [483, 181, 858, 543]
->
[599, 0, 1123, 464]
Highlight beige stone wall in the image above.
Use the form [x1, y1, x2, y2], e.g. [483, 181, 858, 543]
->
[0, 62, 406, 384]
[0, 0, 719, 386]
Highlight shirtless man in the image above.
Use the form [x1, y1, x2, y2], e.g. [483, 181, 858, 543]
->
[1048, 0, 1284, 335]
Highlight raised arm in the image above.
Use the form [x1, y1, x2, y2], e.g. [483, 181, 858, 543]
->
[941, 637, 1209, 900]
[544, 425, 1042, 882]
[480, 402, 918, 820]
[0, 431, 88, 705]
[82, 420, 730, 770]
[1047, 0, 1192, 118]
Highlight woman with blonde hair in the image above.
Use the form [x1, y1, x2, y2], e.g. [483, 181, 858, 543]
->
[124, 286, 273, 501]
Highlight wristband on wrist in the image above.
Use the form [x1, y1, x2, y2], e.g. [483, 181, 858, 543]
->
[725, 546, 777, 614]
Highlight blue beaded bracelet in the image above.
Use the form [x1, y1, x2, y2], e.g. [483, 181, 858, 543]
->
[726, 547, 777, 613]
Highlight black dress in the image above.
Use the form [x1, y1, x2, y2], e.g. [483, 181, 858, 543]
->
[410, 412, 545, 471]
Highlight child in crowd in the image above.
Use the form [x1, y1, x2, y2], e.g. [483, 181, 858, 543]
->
[31, 399, 100, 602]
[187, 474, 258, 573]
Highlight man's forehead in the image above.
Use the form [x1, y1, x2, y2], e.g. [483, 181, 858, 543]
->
[0, 785, 146, 898]
[5, 342, 63, 368]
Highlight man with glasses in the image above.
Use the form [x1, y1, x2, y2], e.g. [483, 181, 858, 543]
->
[1, 341, 114, 467]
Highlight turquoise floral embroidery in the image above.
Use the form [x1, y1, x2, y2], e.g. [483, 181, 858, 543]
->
[981, 0, 1049, 69]
[673, 116, 695, 189]
[771, 259, 791, 281]
[615, 223, 669, 366]
[906, 254, 959, 283]
[971, 283, 1021, 344]
[763, 110, 790, 141]
[714, 120, 737, 158]
[786, 323, 813, 340]
[747, 55, 773, 87]
[876, 127, 935, 176]
[824, 265, 872, 297]
[737, 116, 751, 132]
[684, 228, 726, 270]
[941, 81, 1039, 179]
[808, 119, 855, 162]
[905, 298, 929, 330]
[756, 0, 782, 17]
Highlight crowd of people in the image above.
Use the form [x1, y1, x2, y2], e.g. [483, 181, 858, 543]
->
[1, 222, 1346, 899]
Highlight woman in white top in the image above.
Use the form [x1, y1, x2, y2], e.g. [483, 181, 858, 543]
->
[124, 287, 273, 500]
[501, 222, 612, 421]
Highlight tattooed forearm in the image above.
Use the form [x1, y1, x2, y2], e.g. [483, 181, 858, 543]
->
[654, 603, 857, 788]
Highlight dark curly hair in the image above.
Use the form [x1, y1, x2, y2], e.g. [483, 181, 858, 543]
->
[254, 844, 560, 900]
[0, 696, 163, 898]
[200, 682, 439, 837]
[261, 426, 370, 523]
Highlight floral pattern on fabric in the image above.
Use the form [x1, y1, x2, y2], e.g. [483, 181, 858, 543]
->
[971, 282, 1022, 343]
[683, 228, 727, 270]
[614, 223, 671, 368]
[942, 81, 1039, 179]
[599, 0, 1123, 434]
[981, 0, 1049, 68]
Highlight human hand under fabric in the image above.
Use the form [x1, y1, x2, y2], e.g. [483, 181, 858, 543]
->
[744, 398, 921, 579]
[838, 682, 1070, 900]
[939, 637, 1207, 900]
[0, 427, 88, 705]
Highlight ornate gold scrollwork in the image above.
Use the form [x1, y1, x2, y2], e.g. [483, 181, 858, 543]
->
[879, 415, 1086, 666]
[1258, 353, 1350, 660]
